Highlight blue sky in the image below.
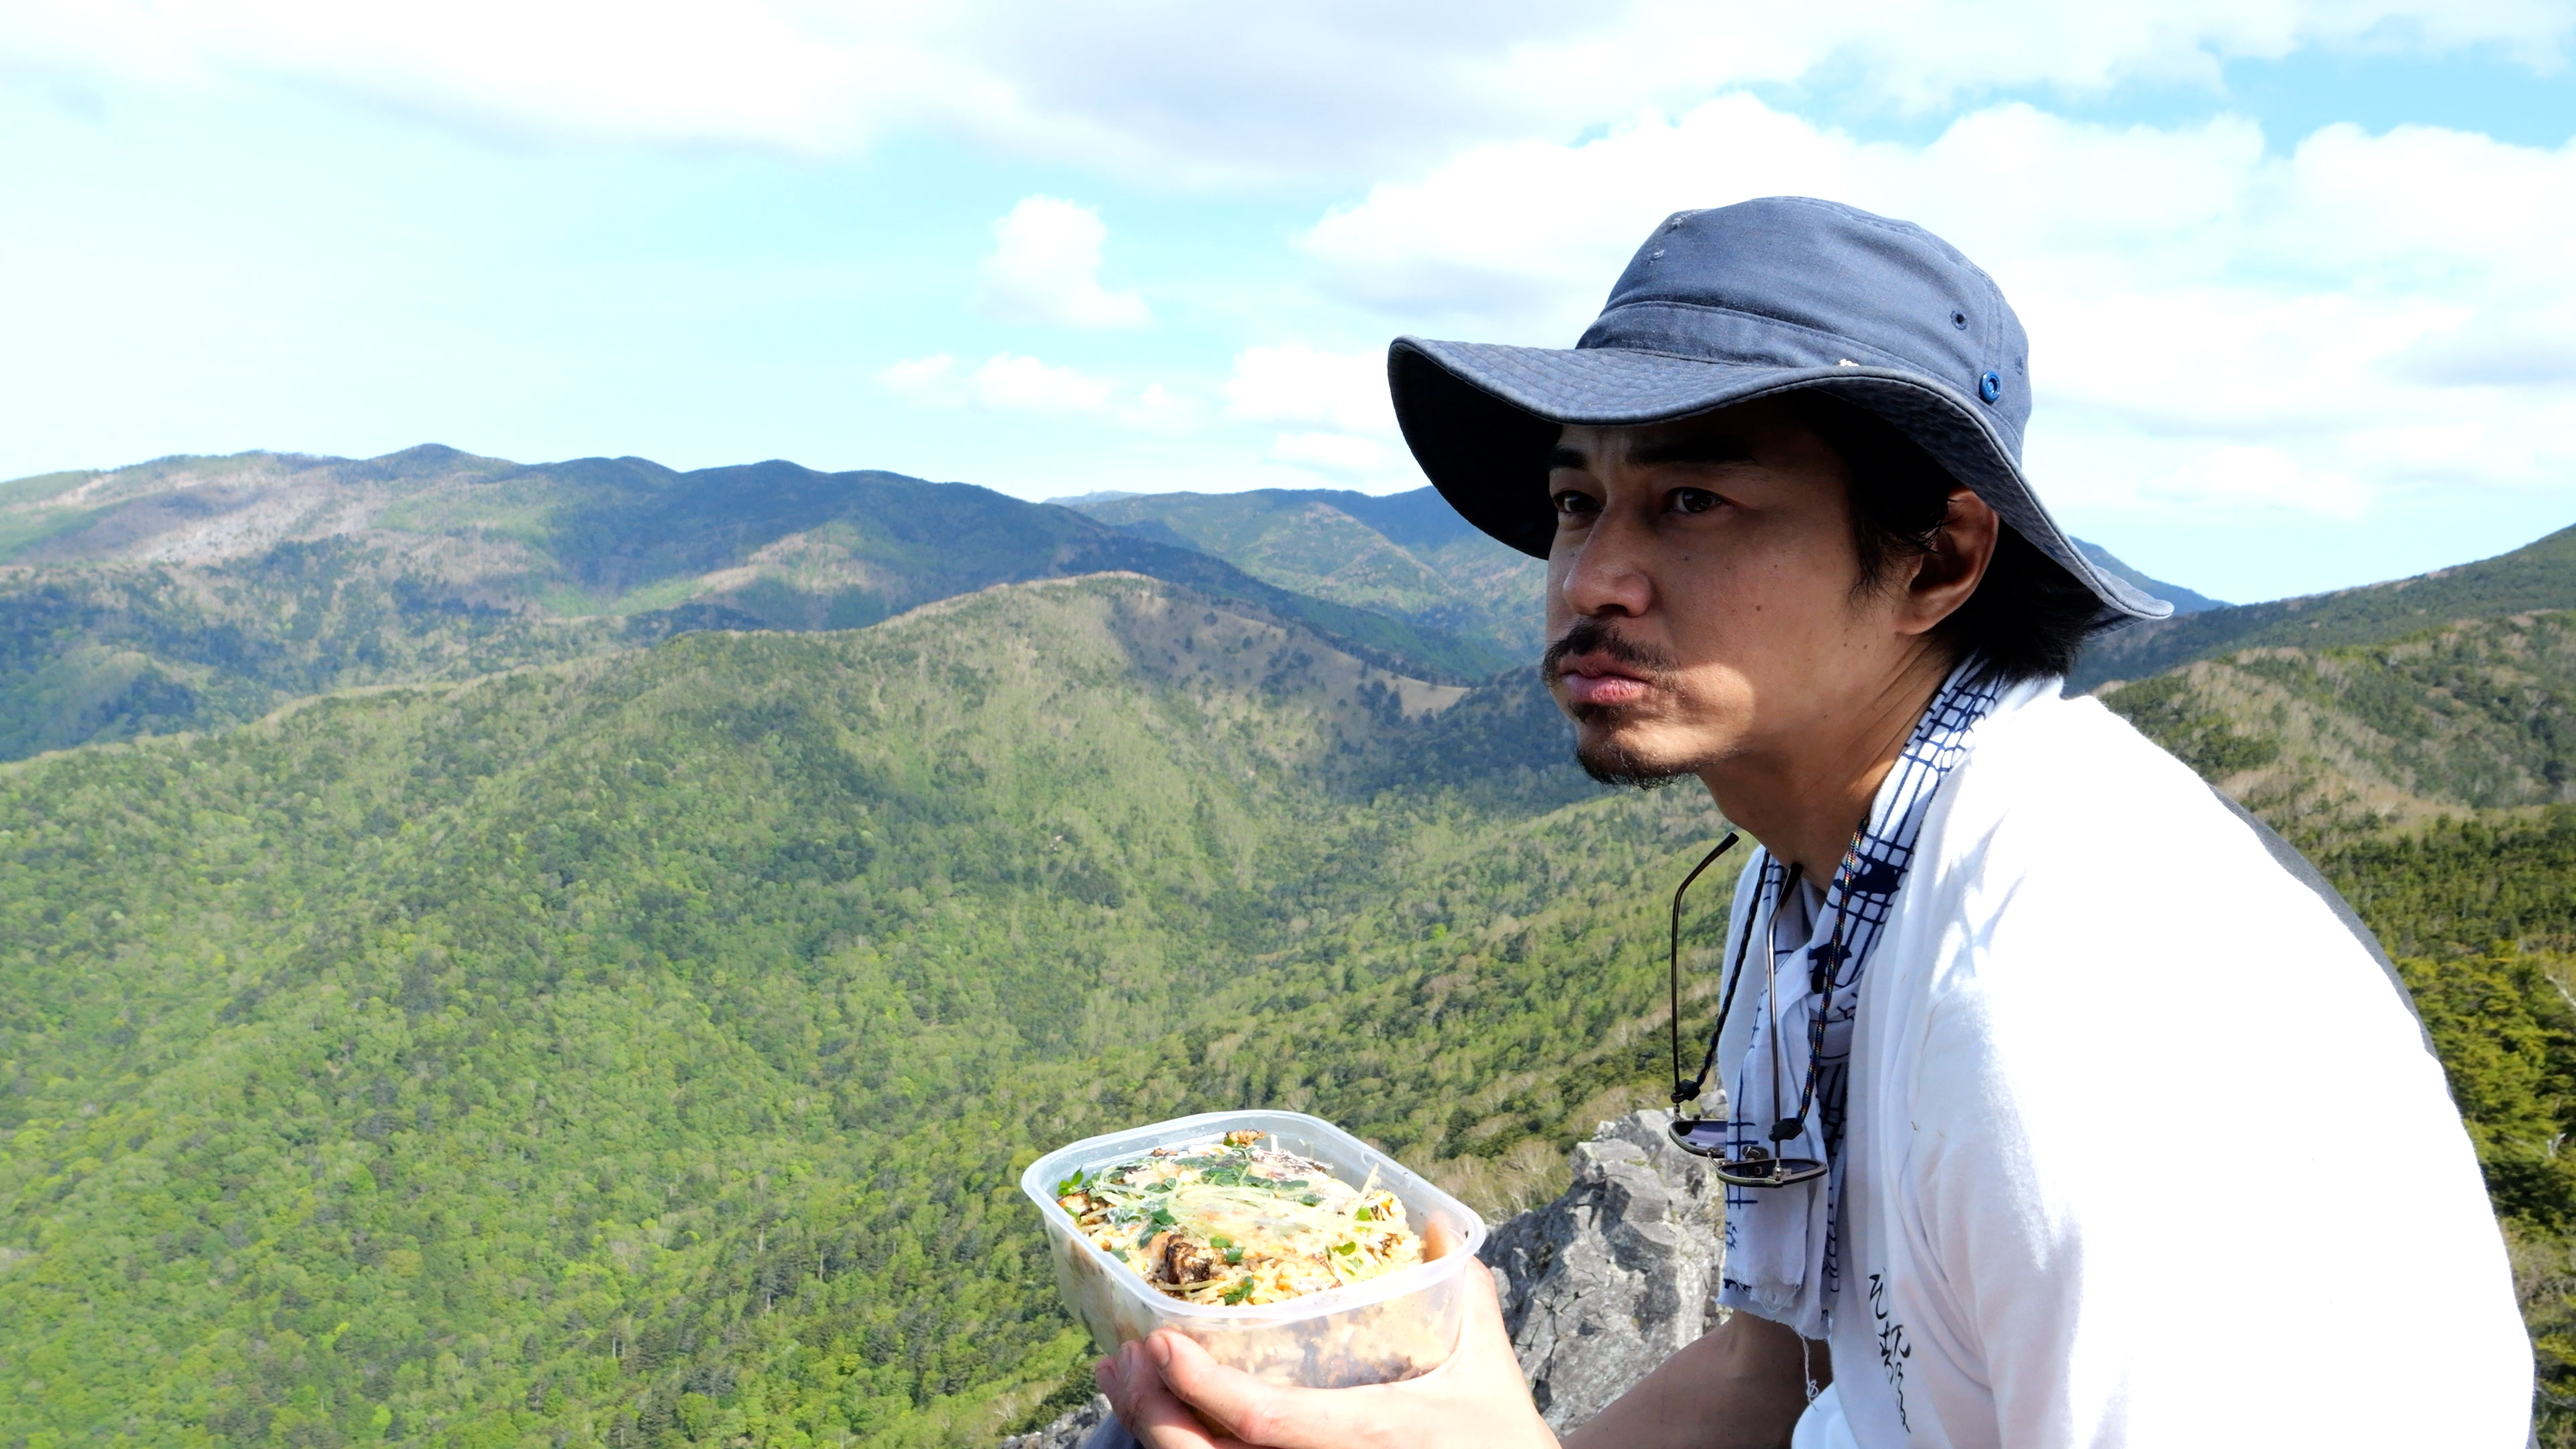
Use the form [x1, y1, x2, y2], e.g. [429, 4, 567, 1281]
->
[1, 3, 2571, 604]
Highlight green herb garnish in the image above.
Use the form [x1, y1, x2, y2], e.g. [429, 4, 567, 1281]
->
[1221, 1278, 1256, 1305]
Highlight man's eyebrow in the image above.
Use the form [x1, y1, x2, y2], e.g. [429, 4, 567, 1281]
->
[1546, 447, 1589, 471]
[1629, 433, 1756, 466]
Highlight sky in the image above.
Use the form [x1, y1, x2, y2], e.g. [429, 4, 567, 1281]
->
[1, 3, 2573, 604]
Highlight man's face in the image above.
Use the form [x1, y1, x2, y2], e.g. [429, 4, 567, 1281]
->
[1542, 397, 1899, 785]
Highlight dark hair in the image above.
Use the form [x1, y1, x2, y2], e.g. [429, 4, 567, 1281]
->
[1788, 392, 2113, 684]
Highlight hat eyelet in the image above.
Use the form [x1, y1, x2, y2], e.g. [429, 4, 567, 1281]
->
[1950, 311, 1969, 331]
[1978, 371, 2002, 403]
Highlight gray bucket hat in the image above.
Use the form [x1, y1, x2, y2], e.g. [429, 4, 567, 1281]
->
[1387, 195, 2171, 621]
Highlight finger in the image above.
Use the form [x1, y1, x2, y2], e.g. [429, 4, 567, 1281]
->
[1110, 1339, 1244, 1449]
[1153, 1329, 1409, 1449]
[1389, 1256, 1511, 1385]
[1424, 1214, 1462, 1260]
[1455, 1257, 1514, 1351]
[1097, 1344, 1138, 1428]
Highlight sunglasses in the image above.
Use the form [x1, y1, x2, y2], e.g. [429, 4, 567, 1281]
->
[1663, 831, 1849, 1189]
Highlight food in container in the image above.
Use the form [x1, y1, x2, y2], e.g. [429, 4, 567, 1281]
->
[1020, 1110, 1487, 1389]
[1055, 1130, 1420, 1307]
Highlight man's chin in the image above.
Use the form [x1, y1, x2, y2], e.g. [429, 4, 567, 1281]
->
[1572, 724, 1695, 790]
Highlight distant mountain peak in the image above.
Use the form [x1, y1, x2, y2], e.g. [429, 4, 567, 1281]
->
[2067, 537, 2228, 614]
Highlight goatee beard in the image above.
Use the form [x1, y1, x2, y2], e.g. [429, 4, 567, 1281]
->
[1542, 617, 1690, 790]
[1575, 735, 1688, 790]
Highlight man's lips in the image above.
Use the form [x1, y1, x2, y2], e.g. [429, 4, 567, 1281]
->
[1556, 656, 1655, 707]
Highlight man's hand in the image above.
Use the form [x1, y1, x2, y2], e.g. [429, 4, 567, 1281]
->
[1094, 1255, 1556, 1449]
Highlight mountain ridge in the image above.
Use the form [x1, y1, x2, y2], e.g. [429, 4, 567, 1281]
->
[0, 449, 1515, 761]
[2072, 521, 2576, 692]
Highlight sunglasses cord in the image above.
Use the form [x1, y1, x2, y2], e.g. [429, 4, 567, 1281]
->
[1668, 831, 1742, 1111]
[1780, 833, 1865, 1140]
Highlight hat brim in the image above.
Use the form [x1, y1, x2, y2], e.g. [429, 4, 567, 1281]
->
[1388, 337, 2171, 623]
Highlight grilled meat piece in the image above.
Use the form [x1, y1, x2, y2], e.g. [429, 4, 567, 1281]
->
[1163, 1234, 1221, 1285]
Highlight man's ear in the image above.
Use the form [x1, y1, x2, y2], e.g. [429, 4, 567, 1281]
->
[1898, 488, 1999, 636]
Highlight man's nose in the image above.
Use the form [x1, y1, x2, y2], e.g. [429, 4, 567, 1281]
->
[1556, 510, 1654, 619]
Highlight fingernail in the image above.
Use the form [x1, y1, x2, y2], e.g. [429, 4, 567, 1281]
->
[1144, 1334, 1173, 1368]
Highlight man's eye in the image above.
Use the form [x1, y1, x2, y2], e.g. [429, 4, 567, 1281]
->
[1670, 488, 1721, 515]
[1553, 490, 1601, 518]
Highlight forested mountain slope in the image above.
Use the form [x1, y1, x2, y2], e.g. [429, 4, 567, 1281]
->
[0, 451, 1505, 761]
[0, 575, 1729, 1447]
[2073, 520, 2576, 691]
[2098, 609, 2576, 839]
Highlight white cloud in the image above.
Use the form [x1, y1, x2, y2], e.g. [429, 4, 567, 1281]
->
[969, 352, 1115, 412]
[1218, 343, 1404, 482]
[6, 2, 2568, 182]
[1270, 431, 1385, 472]
[1294, 93, 2576, 523]
[880, 350, 1198, 424]
[2155, 444, 2373, 517]
[977, 196, 1150, 329]
[1118, 382, 1201, 434]
[876, 352, 960, 403]
[1221, 343, 1395, 435]
[0, 0, 942, 150]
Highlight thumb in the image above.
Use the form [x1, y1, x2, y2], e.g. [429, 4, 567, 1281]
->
[1151, 1330, 1375, 1449]
[1452, 1257, 1508, 1348]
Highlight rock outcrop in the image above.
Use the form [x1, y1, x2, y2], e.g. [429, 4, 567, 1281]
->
[1004, 1110, 1723, 1446]
[1480, 1110, 1727, 1431]
[1000, 1393, 1114, 1449]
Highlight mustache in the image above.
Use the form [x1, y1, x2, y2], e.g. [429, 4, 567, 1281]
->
[1540, 616, 1678, 682]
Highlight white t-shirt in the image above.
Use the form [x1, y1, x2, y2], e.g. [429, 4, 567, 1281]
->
[1713, 678, 2530, 1447]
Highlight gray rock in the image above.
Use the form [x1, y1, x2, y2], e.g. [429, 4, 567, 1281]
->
[1479, 1110, 1727, 1432]
[1001, 1393, 1115, 1449]
[1001, 1111, 1724, 1445]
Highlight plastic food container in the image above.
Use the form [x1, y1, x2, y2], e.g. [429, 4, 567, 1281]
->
[1020, 1109, 1489, 1389]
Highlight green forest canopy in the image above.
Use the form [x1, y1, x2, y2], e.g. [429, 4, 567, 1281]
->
[0, 578, 1728, 1447]
[2, 529, 2573, 1444]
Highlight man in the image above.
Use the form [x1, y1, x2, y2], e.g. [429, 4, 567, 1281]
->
[1099, 197, 2528, 1446]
